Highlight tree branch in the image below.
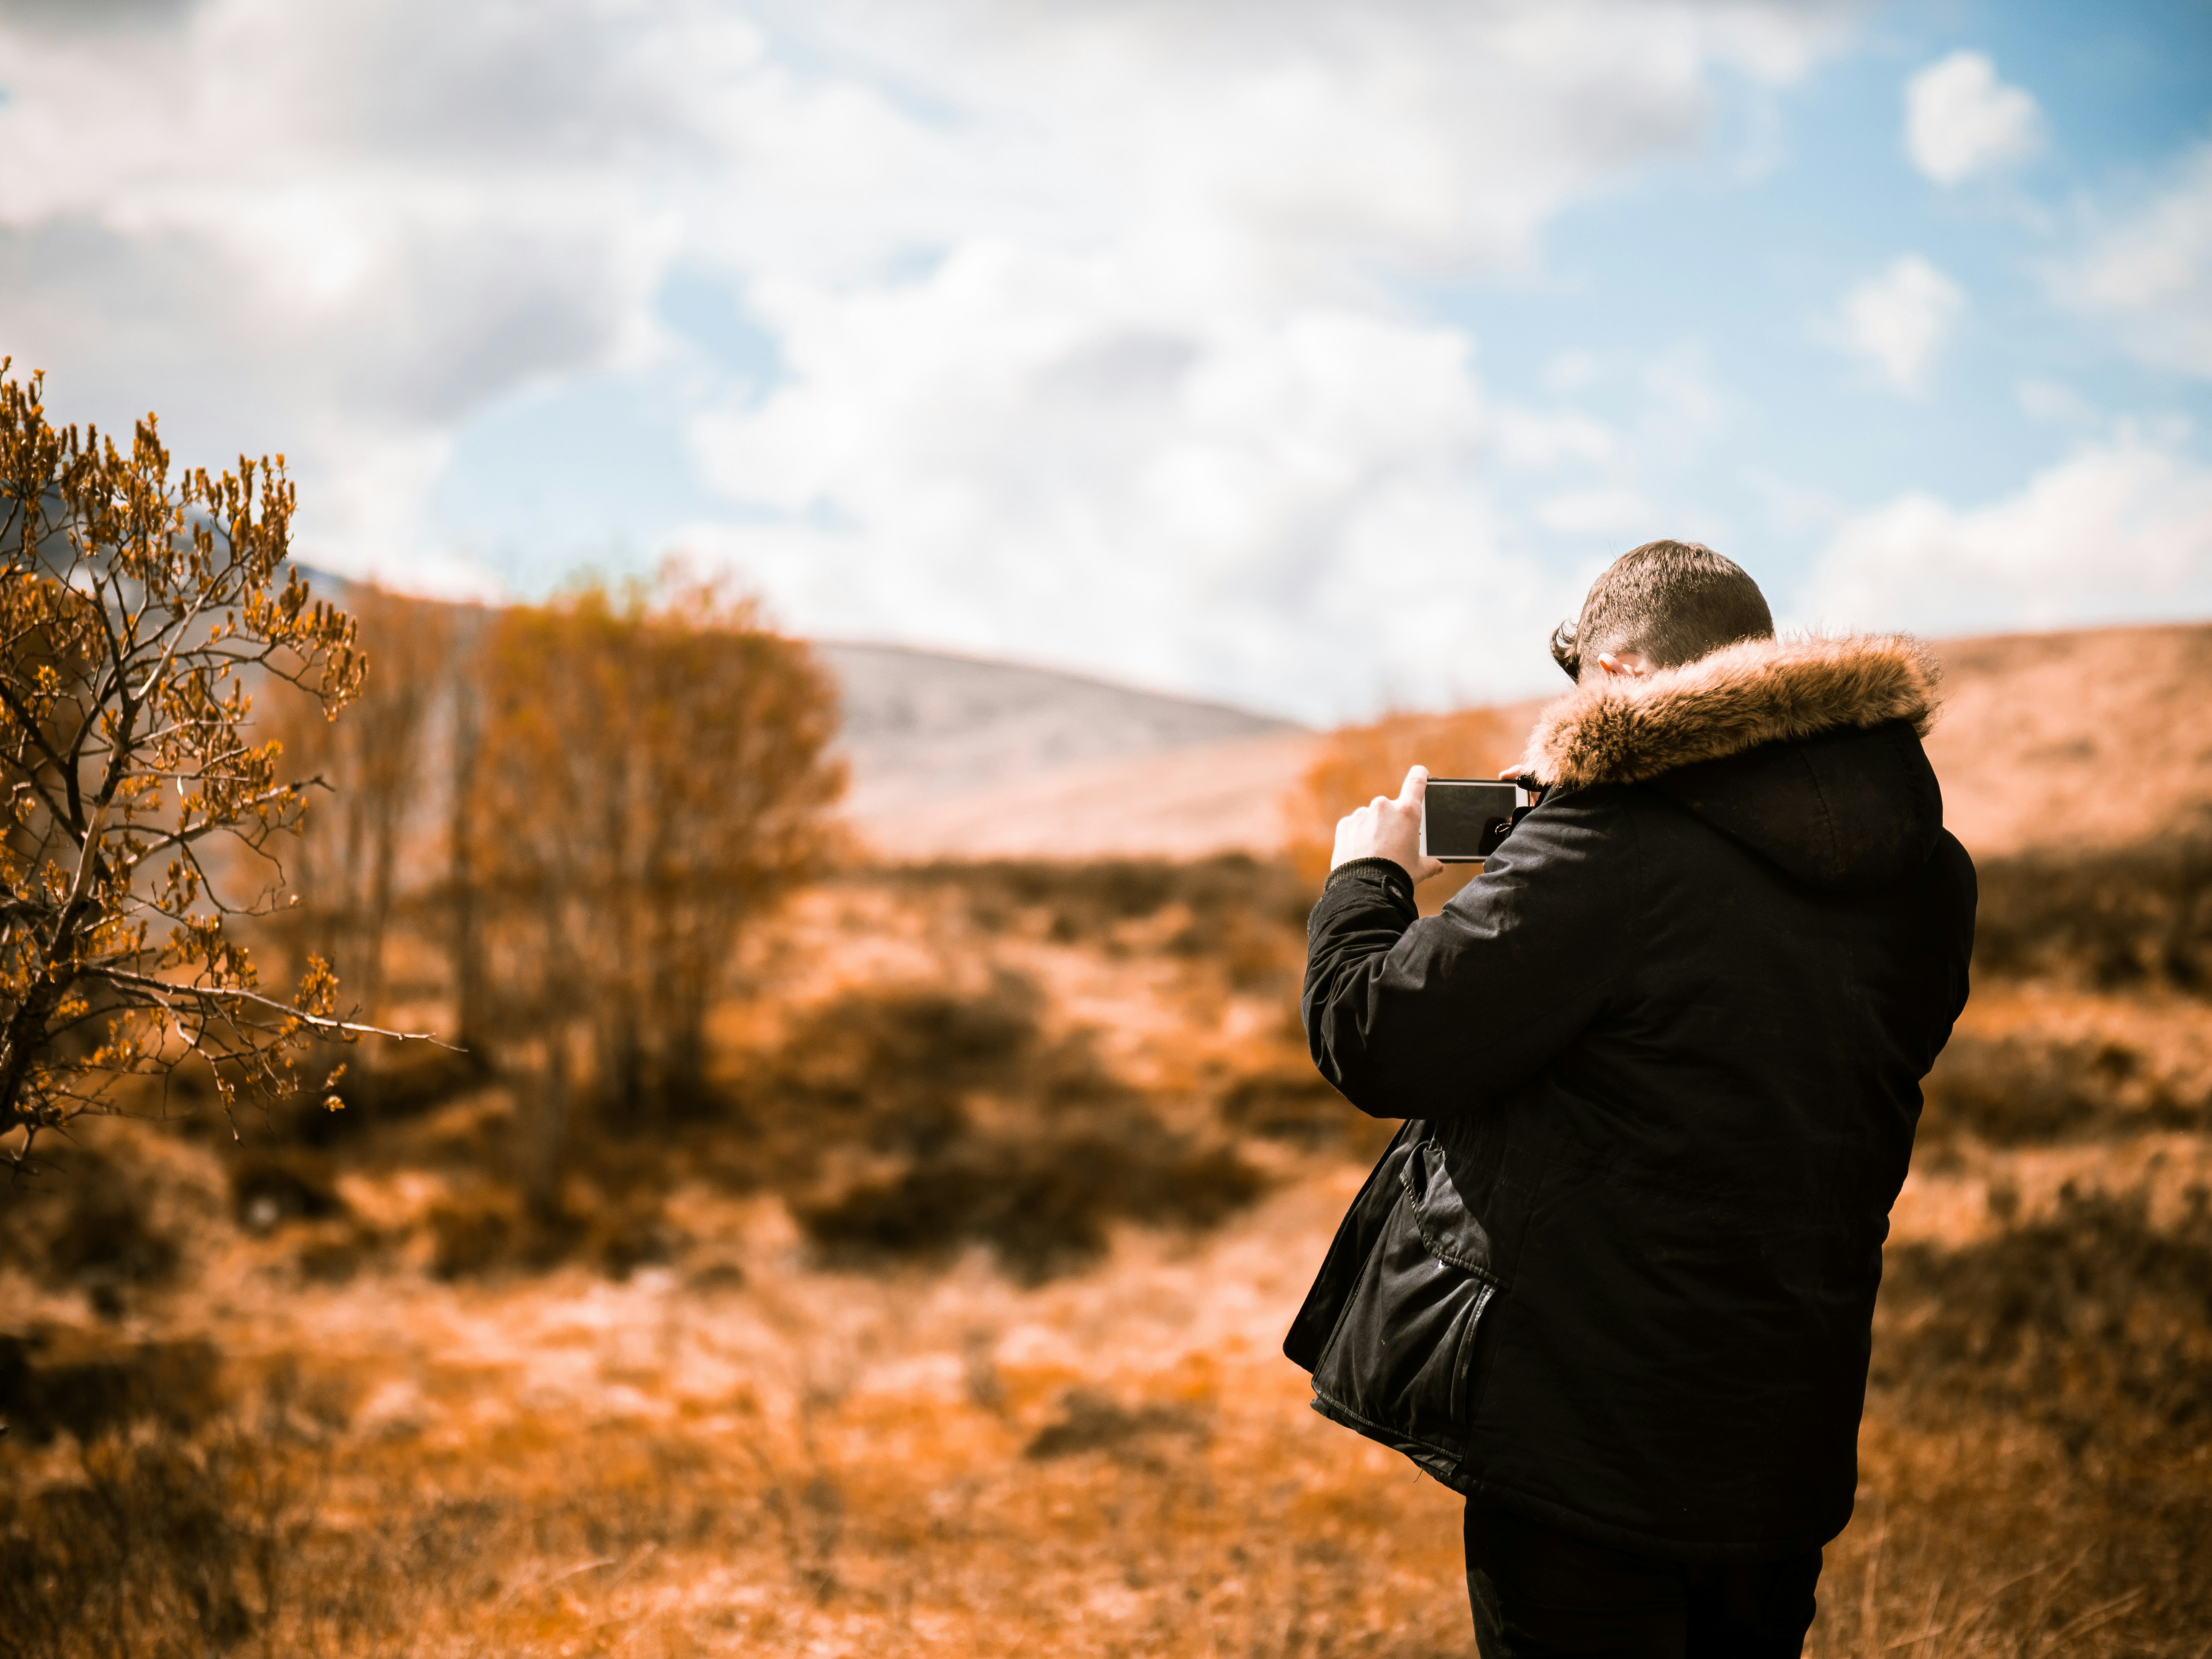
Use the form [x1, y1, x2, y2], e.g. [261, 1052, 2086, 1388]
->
[94, 968, 463, 1051]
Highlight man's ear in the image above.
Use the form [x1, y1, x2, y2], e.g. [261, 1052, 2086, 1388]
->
[1595, 651, 1653, 680]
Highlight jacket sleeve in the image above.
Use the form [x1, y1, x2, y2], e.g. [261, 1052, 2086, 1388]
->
[1302, 787, 1640, 1119]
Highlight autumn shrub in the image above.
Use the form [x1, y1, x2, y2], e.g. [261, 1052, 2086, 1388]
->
[1873, 1186, 2212, 1456]
[798, 1131, 1266, 1283]
[422, 1171, 682, 1282]
[756, 974, 1267, 1280]
[1842, 1187, 2212, 1648]
[460, 579, 844, 1210]
[1023, 1388, 1208, 1463]
[1921, 1025, 2209, 1144]
[0, 1334, 222, 1446]
[897, 854, 1310, 958]
[756, 972, 1049, 1145]
[1281, 704, 1530, 891]
[228, 1147, 346, 1233]
[0, 364, 367, 1165]
[1972, 840, 2212, 991]
[0, 1148, 180, 1315]
[1217, 1066, 1384, 1154]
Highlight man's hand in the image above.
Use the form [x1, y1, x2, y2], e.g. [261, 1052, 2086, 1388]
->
[1330, 765, 1444, 884]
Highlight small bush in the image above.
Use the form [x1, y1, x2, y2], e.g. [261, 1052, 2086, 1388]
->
[0, 1151, 179, 1316]
[230, 1149, 347, 1233]
[427, 1176, 679, 1281]
[890, 855, 1311, 952]
[762, 974, 1268, 1280]
[1973, 841, 2212, 991]
[764, 973, 1045, 1123]
[1873, 1185, 2212, 1456]
[1219, 1068, 1376, 1150]
[1023, 1389, 1208, 1461]
[1921, 1028, 2208, 1144]
[428, 1184, 561, 1279]
[797, 1131, 1265, 1283]
[0, 1335, 223, 1447]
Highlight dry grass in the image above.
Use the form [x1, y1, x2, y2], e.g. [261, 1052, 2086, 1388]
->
[1970, 841, 2212, 994]
[1, 1167, 1480, 1658]
[2, 853, 2208, 1654]
[3, 1193, 2201, 1658]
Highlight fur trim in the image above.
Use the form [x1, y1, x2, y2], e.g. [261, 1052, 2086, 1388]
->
[1517, 633, 1941, 790]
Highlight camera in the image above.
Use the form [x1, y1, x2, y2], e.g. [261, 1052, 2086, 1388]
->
[1420, 777, 1537, 864]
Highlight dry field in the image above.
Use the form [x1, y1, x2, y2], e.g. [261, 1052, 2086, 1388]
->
[4, 834, 2210, 1656]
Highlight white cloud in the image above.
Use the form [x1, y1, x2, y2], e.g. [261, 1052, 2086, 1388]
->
[1809, 436, 2212, 636]
[2063, 143, 2212, 379]
[2014, 377, 2096, 425]
[0, 0, 1857, 715]
[1904, 50, 2041, 186]
[1532, 488, 1657, 536]
[681, 249, 1578, 717]
[1837, 255, 1965, 393]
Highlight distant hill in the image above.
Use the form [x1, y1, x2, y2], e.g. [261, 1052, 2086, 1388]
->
[822, 623, 2212, 863]
[818, 642, 1302, 851]
[1922, 622, 2212, 859]
[298, 585, 2212, 864]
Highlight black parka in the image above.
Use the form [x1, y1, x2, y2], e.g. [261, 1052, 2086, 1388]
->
[1287, 635, 1976, 1563]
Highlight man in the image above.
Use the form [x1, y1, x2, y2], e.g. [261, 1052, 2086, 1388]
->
[1286, 541, 1975, 1658]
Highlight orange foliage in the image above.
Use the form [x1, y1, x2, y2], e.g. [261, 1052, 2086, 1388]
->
[1282, 705, 1534, 906]
[266, 585, 460, 1027]
[464, 577, 845, 1195]
[5, 849, 2211, 1653]
[257, 575, 846, 1201]
[0, 363, 365, 1154]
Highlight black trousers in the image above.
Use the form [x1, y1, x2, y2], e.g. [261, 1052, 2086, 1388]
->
[1464, 1499, 1822, 1659]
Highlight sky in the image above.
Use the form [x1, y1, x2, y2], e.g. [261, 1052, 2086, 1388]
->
[1, 0, 2208, 722]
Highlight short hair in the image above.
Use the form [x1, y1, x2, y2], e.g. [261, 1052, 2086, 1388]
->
[1548, 540, 1774, 681]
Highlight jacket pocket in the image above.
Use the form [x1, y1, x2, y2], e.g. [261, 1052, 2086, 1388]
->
[1311, 1140, 1501, 1458]
[1284, 1123, 1420, 1372]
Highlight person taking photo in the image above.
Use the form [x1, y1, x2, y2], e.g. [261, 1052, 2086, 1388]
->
[1288, 540, 1976, 1659]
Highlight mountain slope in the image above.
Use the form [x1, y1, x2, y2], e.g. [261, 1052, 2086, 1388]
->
[824, 623, 2212, 863]
[1921, 622, 2212, 859]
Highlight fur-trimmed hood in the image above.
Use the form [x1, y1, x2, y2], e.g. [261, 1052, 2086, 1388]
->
[1516, 634, 1948, 891]
[1518, 633, 1941, 789]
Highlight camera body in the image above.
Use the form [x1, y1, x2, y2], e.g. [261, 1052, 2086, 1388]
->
[1420, 777, 1537, 864]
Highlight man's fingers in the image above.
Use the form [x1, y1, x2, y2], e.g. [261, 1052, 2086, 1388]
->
[1331, 772, 1429, 878]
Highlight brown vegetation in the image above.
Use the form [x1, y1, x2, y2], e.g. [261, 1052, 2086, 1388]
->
[461, 579, 844, 1208]
[1281, 704, 1535, 911]
[1969, 841, 2212, 993]
[3, 614, 2210, 1653]
[259, 576, 845, 1200]
[0, 364, 367, 1158]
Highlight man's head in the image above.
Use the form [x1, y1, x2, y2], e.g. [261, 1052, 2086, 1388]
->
[1549, 540, 1774, 683]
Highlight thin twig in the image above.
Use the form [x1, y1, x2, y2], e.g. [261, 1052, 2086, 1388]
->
[2031, 1586, 2146, 1657]
[96, 968, 463, 1050]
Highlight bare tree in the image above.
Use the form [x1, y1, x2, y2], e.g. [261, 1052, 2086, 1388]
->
[464, 575, 844, 1209]
[0, 363, 409, 1163]
[267, 585, 458, 1031]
